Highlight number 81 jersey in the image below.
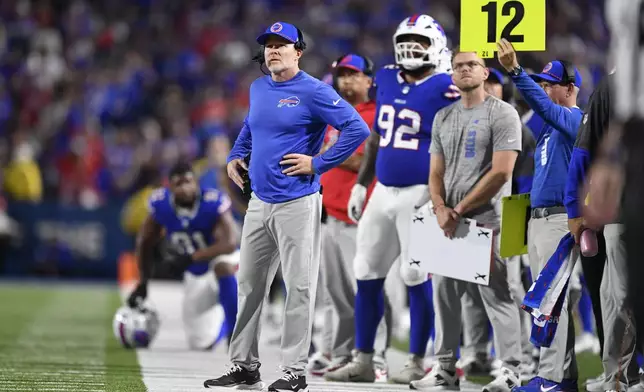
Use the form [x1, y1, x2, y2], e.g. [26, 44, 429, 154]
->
[374, 65, 459, 187]
[148, 187, 231, 276]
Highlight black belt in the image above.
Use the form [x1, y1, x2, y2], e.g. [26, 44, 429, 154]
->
[531, 206, 567, 219]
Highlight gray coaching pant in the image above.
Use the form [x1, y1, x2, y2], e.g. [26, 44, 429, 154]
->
[229, 192, 322, 375]
[461, 254, 533, 362]
[321, 216, 390, 359]
[600, 224, 638, 391]
[527, 213, 578, 382]
[433, 236, 523, 372]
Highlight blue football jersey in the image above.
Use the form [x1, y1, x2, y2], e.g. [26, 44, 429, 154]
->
[148, 186, 231, 275]
[374, 65, 460, 187]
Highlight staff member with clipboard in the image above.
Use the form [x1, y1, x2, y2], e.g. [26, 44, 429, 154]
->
[411, 49, 523, 392]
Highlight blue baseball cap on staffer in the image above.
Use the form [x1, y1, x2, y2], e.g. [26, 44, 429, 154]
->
[530, 60, 582, 88]
[256, 22, 300, 45]
[334, 54, 369, 74]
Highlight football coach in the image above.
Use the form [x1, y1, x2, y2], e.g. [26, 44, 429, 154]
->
[204, 21, 370, 392]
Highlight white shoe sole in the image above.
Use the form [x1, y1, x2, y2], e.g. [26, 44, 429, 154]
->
[410, 384, 460, 391]
[235, 381, 266, 390]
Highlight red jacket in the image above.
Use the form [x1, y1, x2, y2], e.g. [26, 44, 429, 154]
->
[321, 100, 377, 224]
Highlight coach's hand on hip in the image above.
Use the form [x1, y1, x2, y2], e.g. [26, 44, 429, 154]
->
[496, 38, 519, 71]
[227, 158, 248, 190]
[280, 153, 314, 175]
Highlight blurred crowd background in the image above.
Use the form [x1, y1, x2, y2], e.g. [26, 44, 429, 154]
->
[0, 0, 611, 277]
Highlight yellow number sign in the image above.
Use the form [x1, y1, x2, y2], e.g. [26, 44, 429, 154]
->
[460, 0, 546, 58]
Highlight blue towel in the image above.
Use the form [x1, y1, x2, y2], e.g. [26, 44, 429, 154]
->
[522, 233, 577, 347]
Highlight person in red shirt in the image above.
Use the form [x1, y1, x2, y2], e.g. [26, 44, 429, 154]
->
[311, 53, 390, 379]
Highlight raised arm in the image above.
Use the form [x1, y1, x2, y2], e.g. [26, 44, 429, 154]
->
[497, 39, 580, 141]
[510, 71, 580, 141]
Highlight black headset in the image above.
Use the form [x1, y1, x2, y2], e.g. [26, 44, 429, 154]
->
[252, 26, 307, 75]
[559, 60, 577, 86]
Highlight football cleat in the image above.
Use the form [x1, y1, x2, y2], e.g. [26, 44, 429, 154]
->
[203, 363, 265, 389]
[511, 377, 578, 392]
[410, 364, 460, 391]
[268, 371, 308, 392]
[324, 352, 376, 383]
[390, 355, 424, 384]
[483, 367, 520, 392]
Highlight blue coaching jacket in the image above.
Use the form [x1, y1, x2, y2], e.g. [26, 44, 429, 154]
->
[510, 71, 583, 208]
[228, 71, 370, 204]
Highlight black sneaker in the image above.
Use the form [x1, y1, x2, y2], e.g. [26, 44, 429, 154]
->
[268, 371, 308, 391]
[203, 364, 265, 389]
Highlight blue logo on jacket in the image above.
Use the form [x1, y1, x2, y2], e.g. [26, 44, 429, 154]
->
[277, 96, 300, 108]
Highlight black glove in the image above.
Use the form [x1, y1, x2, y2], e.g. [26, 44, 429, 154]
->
[164, 245, 194, 275]
[127, 282, 148, 308]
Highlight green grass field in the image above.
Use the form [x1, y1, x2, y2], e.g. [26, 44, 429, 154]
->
[0, 284, 146, 392]
[0, 283, 603, 392]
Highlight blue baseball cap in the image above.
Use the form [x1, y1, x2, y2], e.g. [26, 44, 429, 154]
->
[487, 68, 505, 84]
[334, 54, 371, 75]
[530, 61, 582, 88]
[256, 22, 300, 45]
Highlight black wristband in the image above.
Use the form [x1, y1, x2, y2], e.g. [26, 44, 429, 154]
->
[507, 65, 523, 77]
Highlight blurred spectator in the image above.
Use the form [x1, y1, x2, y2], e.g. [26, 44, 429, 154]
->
[0, 0, 610, 211]
[3, 129, 42, 202]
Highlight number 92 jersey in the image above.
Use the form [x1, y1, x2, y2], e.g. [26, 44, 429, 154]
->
[148, 187, 231, 276]
[374, 65, 460, 187]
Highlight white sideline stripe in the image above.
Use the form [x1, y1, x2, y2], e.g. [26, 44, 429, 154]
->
[123, 281, 484, 392]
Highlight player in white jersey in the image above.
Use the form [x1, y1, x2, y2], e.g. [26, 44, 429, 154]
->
[325, 14, 460, 385]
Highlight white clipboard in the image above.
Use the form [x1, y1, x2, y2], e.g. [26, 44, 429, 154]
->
[408, 203, 494, 286]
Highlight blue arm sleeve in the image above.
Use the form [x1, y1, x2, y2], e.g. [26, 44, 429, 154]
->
[227, 116, 252, 163]
[511, 71, 580, 141]
[564, 147, 591, 218]
[310, 84, 370, 174]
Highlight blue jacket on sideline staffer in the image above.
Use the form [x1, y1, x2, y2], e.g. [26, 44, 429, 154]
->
[509, 61, 584, 208]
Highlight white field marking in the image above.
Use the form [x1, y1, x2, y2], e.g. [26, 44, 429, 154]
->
[122, 281, 485, 392]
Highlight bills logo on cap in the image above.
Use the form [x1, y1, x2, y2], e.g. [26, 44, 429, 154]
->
[543, 62, 553, 73]
[277, 96, 300, 108]
[270, 23, 283, 33]
[340, 55, 353, 65]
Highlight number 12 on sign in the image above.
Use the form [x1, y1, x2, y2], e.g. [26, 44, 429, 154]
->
[460, 0, 545, 58]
